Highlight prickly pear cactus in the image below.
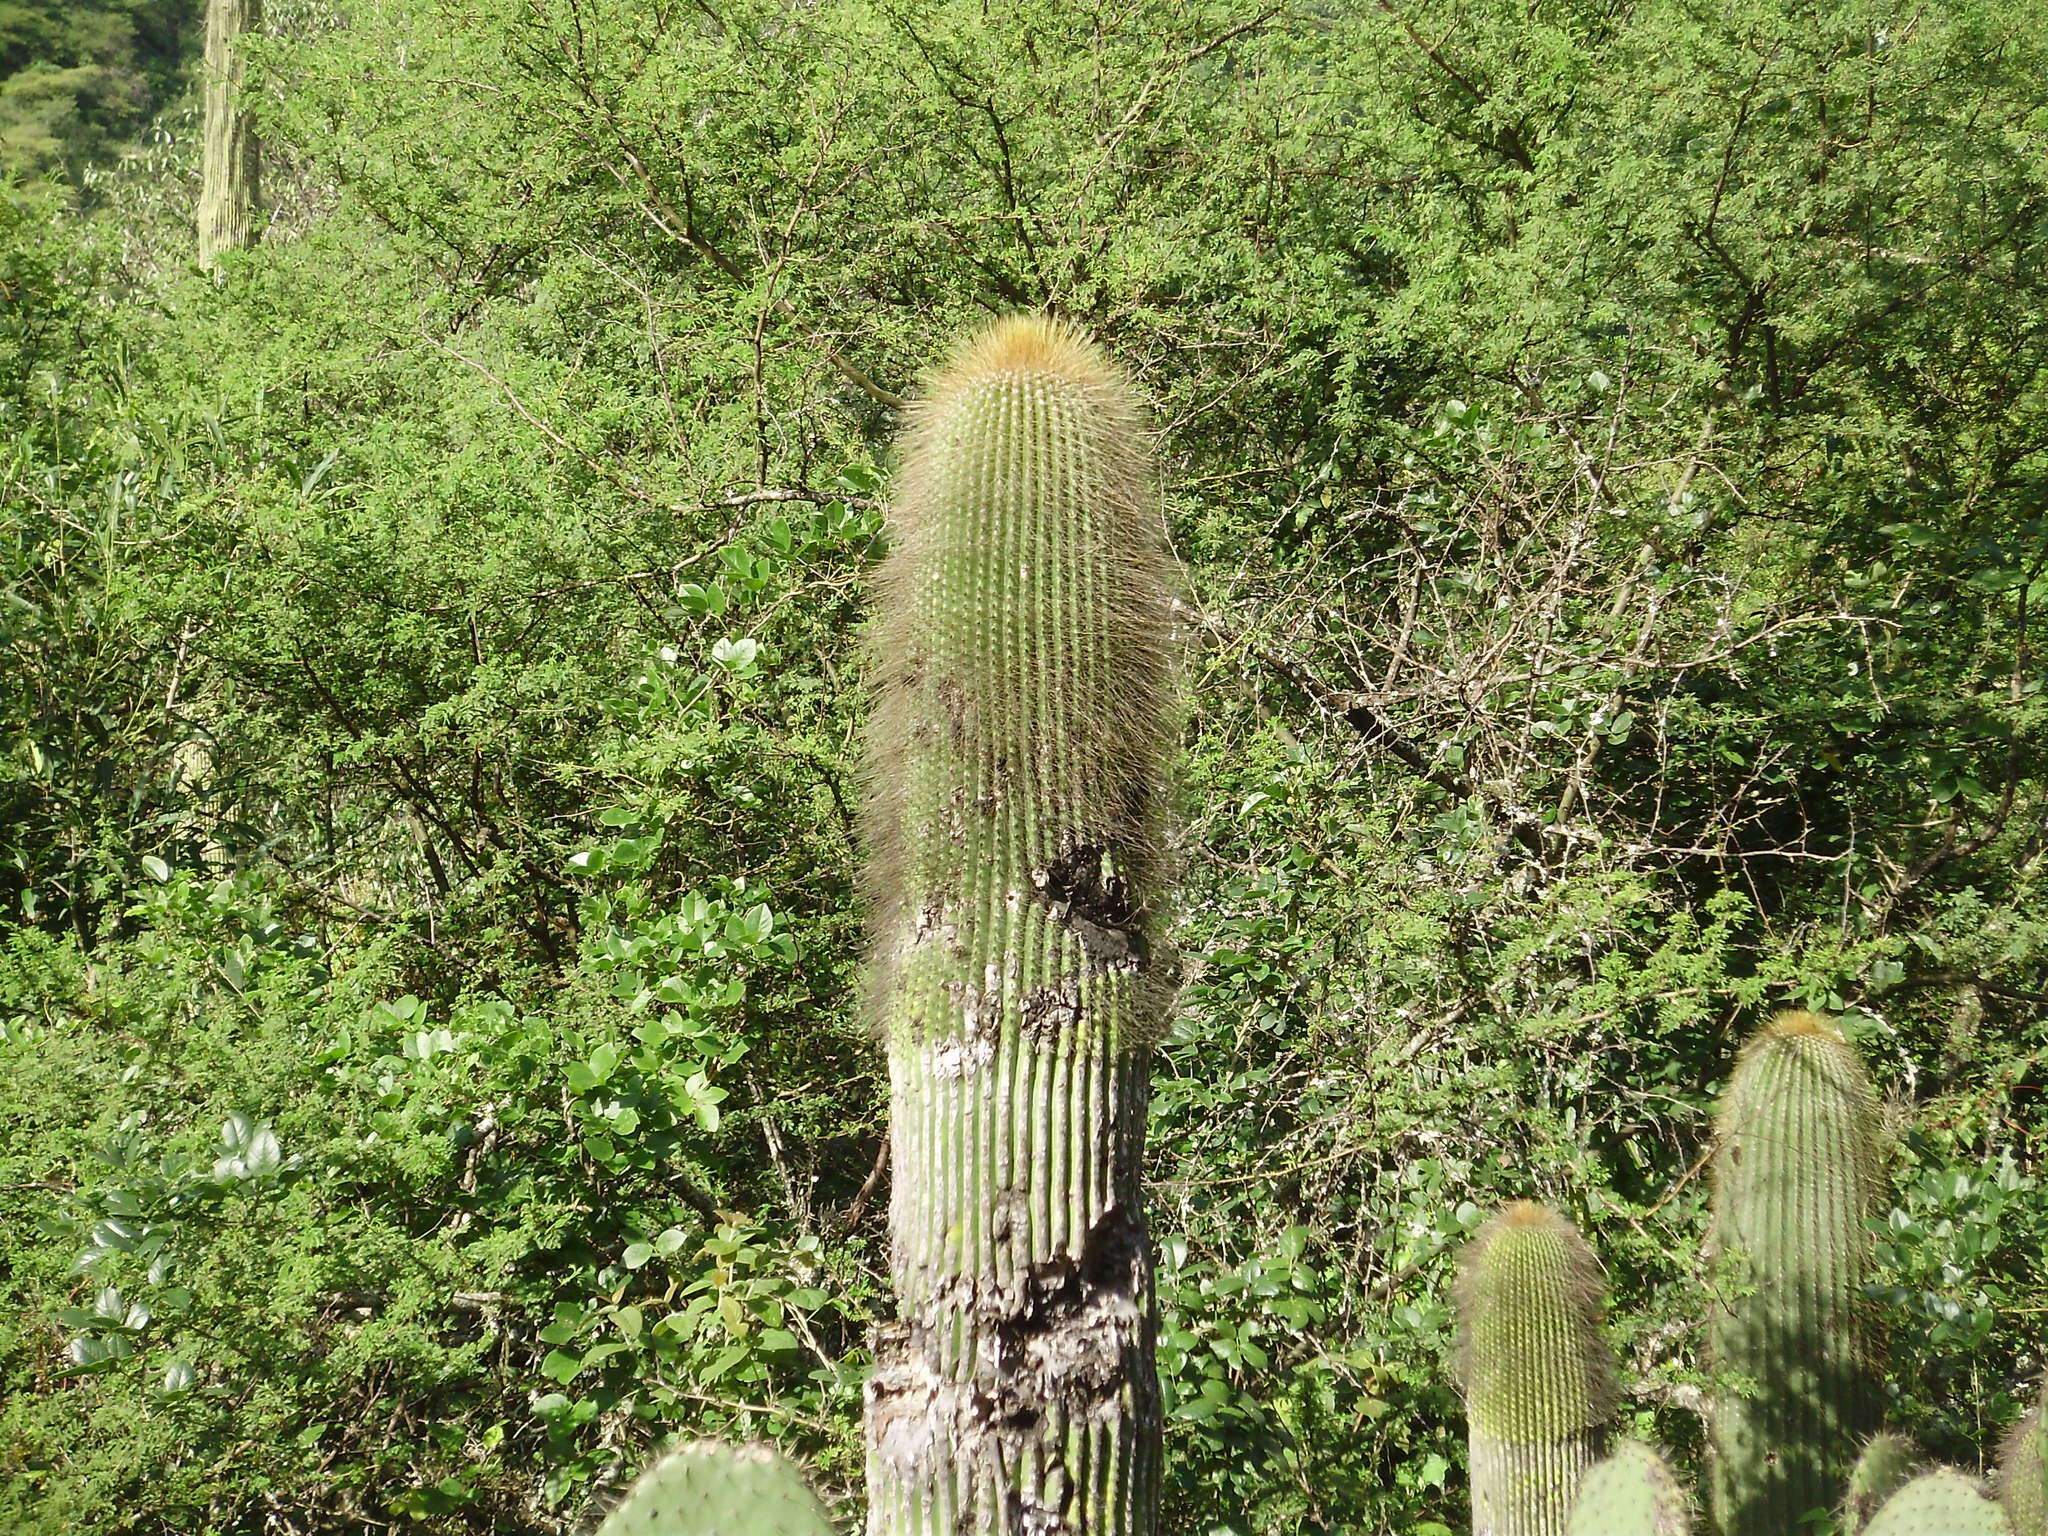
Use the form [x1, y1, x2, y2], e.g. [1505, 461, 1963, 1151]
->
[1863, 1469, 2013, 1536]
[596, 1442, 831, 1536]
[1707, 1010, 1884, 1536]
[861, 317, 1178, 1536]
[1456, 1203, 1619, 1536]
[1999, 1399, 2047, 1536]
[1566, 1441, 1689, 1536]
[1844, 1433, 1923, 1535]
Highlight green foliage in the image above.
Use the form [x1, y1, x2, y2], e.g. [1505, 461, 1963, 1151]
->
[0, 0, 199, 182]
[594, 1441, 830, 1536]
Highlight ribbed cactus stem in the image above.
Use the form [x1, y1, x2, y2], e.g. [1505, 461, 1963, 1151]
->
[1845, 1434, 1924, 1535]
[861, 317, 1177, 1536]
[1864, 1470, 2013, 1536]
[1456, 1203, 1619, 1536]
[198, 0, 263, 269]
[596, 1442, 830, 1536]
[1707, 1010, 1884, 1536]
[1999, 1399, 2047, 1536]
[1567, 1443, 1690, 1536]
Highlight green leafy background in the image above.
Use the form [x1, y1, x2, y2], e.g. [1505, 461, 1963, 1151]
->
[3, 0, 2046, 1531]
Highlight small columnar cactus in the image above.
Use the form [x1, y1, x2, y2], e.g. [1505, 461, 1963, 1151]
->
[1844, 1433, 1924, 1535]
[861, 317, 1178, 1536]
[1863, 1469, 2013, 1536]
[1999, 1399, 2047, 1536]
[1456, 1202, 1619, 1536]
[1566, 1442, 1689, 1536]
[596, 1442, 830, 1536]
[1707, 1010, 1884, 1536]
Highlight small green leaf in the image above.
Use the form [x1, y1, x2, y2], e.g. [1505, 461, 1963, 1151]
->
[540, 1348, 583, 1385]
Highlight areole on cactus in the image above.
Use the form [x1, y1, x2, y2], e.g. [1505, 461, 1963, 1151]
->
[1455, 1202, 1619, 1536]
[859, 316, 1179, 1536]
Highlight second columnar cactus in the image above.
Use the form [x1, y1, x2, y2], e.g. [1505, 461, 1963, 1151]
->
[1707, 1010, 1884, 1536]
[1456, 1202, 1619, 1536]
[860, 317, 1178, 1536]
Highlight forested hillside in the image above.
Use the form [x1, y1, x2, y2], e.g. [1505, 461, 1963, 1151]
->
[3, 1, 2045, 1532]
[0, 0, 200, 183]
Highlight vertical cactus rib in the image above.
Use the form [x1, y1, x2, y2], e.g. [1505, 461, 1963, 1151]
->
[1707, 1010, 1884, 1536]
[1999, 1398, 2047, 1536]
[1567, 1442, 1691, 1536]
[198, 0, 263, 268]
[861, 317, 1177, 1536]
[1456, 1202, 1620, 1536]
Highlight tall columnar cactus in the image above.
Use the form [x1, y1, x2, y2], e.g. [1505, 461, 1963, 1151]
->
[1456, 1203, 1619, 1536]
[1567, 1442, 1690, 1536]
[861, 317, 1177, 1536]
[596, 1442, 831, 1536]
[198, 0, 263, 268]
[1999, 1398, 2047, 1536]
[1863, 1470, 2013, 1536]
[1707, 1010, 1884, 1536]
[1844, 1433, 1924, 1535]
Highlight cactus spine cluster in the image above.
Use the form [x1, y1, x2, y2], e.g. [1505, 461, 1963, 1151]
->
[1456, 1203, 1619, 1536]
[1999, 1398, 2047, 1536]
[1707, 1010, 1883, 1536]
[595, 1442, 830, 1536]
[860, 317, 1177, 1536]
[198, 0, 263, 268]
[1862, 1470, 2013, 1536]
[1566, 1442, 1690, 1536]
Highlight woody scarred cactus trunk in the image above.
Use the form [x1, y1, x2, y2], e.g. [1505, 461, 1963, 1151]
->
[861, 317, 1177, 1536]
[1708, 1011, 1884, 1536]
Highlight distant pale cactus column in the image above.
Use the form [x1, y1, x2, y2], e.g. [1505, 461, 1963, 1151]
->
[1456, 1203, 1619, 1536]
[1708, 1011, 1884, 1536]
[861, 318, 1177, 1536]
[198, 0, 263, 269]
